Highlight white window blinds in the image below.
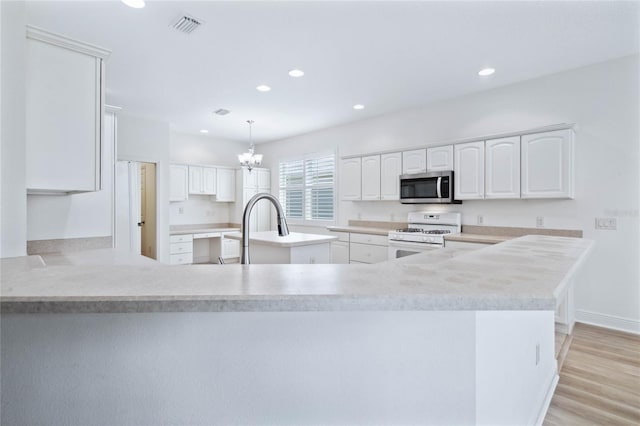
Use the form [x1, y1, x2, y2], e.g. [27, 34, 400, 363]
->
[279, 154, 335, 221]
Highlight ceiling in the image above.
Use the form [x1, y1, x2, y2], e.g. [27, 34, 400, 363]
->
[25, 1, 639, 143]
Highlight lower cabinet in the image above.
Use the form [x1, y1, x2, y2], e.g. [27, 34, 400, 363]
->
[349, 233, 388, 264]
[330, 231, 350, 264]
[170, 234, 194, 265]
[221, 235, 240, 259]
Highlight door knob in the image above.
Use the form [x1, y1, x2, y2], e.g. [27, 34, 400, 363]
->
[137, 221, 145, 227]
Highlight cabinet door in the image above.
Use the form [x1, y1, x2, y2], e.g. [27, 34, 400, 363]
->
[243, 168, 258, 188]
[361, 155, 381, 200]
[427, 145, 454, 171]
[330, 241, 350, 264]
[189, 166, 203, 194]
[454, 142, 485, 200]
[521, 129, 574, 199]
[26, 35, 104, 193]
[485, 136, 520, 199]
[402, 149, 427, 174]
[340, 158, 362, 200]
[221, 237, 240, 258]
[216, 168, 236, 202]
[380, 152, 402, 200]
[202, 167, 217, 195]
[257, 168, 271, 190]
[169, 165, 189, 202]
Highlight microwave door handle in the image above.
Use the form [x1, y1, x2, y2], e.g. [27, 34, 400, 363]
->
[436, 176, 442, 198]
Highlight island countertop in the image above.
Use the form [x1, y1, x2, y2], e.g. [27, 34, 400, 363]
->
[0, 235, 593, 314]
[224, 231, 337, 247]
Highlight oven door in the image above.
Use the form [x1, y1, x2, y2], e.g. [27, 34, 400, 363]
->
[388, 240, 442, 259]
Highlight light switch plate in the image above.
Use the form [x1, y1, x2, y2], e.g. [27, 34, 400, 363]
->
[595, 217, 617, 230]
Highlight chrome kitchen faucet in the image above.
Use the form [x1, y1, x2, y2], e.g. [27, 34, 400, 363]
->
[241, 193, 289, 264]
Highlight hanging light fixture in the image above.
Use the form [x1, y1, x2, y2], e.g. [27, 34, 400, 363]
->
[238, 120, 263, 172]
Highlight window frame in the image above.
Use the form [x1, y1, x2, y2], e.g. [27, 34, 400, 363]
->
[278, 151, 337, 227]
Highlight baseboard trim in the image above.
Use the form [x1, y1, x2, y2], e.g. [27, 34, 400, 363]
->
[576, 310, 640, 335]
[533, 372, 559, 426]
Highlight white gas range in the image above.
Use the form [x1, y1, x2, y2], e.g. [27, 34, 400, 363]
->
[388, 212, 461, 259]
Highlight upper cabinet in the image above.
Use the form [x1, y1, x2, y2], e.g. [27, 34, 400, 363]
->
[340, 158, 362, 200]
[380, 152, 402, 200]
[170, 165, 189, 202]
[454, 141, 485, 200]
[216, 168, 236, 202]
[521, 129, 574, 199]
[426, 145, 454, 172]
[25, 26, 111, 194]
[189, 166, 216, 195]
[402, 149, 427, 174]
[485, 136, 520, 199]
[361, 155, 381, 200]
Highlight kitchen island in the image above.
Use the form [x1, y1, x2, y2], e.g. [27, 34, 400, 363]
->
[0, 235, 593, 426]
[224, 230, 337, 264]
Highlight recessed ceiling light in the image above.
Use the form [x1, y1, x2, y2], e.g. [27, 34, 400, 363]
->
[288, 69, 305, 78]
[200, 129, 209, 134]
[353, 104, 365, 110]
[121, 0, 145, 8]
[478, 67, 496, 76]
[256, 85, 271, 92]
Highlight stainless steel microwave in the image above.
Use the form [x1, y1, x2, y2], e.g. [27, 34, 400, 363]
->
[399, 171, 460, 204]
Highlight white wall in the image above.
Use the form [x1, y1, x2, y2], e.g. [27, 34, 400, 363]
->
[169, 131, 245, 225]
[117, 114, 171, 263]
[27, 113, 115, 241]
[0, 0, 27, 258]
[260, 55, 640, 332]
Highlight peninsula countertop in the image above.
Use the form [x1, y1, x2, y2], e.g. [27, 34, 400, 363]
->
[224, 231, 337, 247]
[0, 235, 593, 314]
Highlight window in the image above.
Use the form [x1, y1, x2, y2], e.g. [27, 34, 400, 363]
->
[279, 153, 335, 222]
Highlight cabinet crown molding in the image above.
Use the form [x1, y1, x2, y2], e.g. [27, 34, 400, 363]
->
[26, 25, 112, 59]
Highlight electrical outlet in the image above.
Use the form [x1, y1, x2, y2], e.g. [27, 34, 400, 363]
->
[536, 216, 544, 228]
[178, 207, 184, 214]
[477, 215, 483, 225]
[595, 217, 617, 230]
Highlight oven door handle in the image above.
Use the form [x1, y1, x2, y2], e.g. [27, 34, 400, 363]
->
[436, 176, 442, 198]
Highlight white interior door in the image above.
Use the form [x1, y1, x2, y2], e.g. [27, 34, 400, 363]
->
[115, 161, 141, 253]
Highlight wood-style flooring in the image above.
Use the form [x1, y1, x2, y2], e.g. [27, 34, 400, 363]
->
[544, 323, 640, 425]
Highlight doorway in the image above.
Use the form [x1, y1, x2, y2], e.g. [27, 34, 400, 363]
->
[115, 160, 157, 259]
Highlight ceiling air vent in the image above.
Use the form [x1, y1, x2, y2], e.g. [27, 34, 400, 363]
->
[214, 109, 231, 116]
[171, 14, 203, 34]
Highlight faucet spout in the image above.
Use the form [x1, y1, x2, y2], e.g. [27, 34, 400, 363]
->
[241, 192, 289, 264]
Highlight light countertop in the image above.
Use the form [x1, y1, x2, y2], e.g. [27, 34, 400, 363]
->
[0, 235, 593, 314]
[327, 225, 394, 236]
[224, 231, 337, 247]
[444, 233, 512, 244]
[170, 223, 240, 235]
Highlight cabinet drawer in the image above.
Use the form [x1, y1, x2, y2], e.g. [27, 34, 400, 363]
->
[193, 232, 221, 239]
[170, 234, 193, 243]
[349, 242, 388, 264]
[170, 252, 193, 265]
[170, 242, 193, 254]
[330, 231, 350, 243]
[350, 233, 388, 246]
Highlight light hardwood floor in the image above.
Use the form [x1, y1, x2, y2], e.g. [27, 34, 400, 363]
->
[544, 323, 640, 425]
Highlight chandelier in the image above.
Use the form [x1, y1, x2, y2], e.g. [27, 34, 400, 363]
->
[238, 120, 263, 172]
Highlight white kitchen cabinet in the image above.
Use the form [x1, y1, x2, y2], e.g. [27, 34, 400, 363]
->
[221, 235, 240, 259]
[402, 149, 427, 174]
[427, 145, 454, 172]
[380, 152, 402, 200]
[340, 158, 362, 200]
[361, 155, 381, 200]
[239, 168, 272, 232]
[189, 166, 216, 195]
[485, 136, 520, 199]
[521, 129, 574, 199]
[25, 26, 110, 194]
[169, 165, 189, 202]
[215, 168, 236, 202]
[169, 234, 193, 265]
[329, 231, 350, 264]
[349, 233, 388, 264]
[454, 141, 485, 200]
